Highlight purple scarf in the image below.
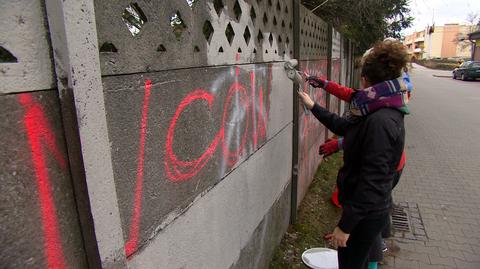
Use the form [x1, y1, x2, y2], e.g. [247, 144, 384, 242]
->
[350, 77, 410, 116]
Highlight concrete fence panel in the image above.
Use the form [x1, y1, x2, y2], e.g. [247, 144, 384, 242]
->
[94, 0, 294, 75]
[0, 2, 88, 268]
[0, 92, 89, 269]
[94, 0, 294, 267]
[295, 5, 329, 207]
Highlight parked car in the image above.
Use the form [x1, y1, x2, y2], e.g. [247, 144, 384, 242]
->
[452, 61, 480, 81]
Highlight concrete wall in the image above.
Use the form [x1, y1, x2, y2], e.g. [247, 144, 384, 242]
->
[1, 1, 354, 268]
[0, 0, 55, 93]
[0, 92, 89, 269]
[101, 63, 293, 264]
[95, 0, 294, 267]
[0, 1, 88, 268]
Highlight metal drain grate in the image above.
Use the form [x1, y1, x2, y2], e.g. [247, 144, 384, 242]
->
[391, 202, 428, 241]
[392, 205, 410, 232]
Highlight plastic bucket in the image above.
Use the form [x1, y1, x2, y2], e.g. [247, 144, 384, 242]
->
[301, 248, 338, 269]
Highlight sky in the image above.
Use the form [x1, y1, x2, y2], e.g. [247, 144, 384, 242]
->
[402, 0, 480, 35]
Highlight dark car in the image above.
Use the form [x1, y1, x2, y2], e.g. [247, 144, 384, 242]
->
[452, 61, 480, 81]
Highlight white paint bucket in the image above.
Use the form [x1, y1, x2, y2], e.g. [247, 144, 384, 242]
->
[301, 248, 338, 269]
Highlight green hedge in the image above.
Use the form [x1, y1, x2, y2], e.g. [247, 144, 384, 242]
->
[416, 59, 457, 71]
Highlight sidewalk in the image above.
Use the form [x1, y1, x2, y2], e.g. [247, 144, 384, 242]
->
[381, 64, 480, 269]
[411, 63, 453, 78]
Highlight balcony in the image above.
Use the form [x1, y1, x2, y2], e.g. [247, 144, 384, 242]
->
[414, 37, 425, 42]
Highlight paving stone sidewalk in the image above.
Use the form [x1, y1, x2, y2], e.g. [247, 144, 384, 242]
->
[381, 66, 480, 269]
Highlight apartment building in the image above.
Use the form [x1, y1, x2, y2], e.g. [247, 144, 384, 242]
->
[404, 30, 425, 60]
[404, 24, 474, 60]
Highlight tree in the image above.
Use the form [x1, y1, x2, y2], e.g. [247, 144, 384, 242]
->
[302, 0, 413, 54]
[453, 13, 479, 51]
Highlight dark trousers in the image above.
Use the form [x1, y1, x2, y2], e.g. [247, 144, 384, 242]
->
[368, 234, 383, 262]
[381, 169, 403, 239]
[338, 213, 389, 269]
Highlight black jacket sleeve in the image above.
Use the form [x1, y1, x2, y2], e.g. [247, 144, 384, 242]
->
[337, 116, 399, 233]
[310, 103, 351, 136]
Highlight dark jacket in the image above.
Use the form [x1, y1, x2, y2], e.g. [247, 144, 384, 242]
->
[311, 103, 405, 233]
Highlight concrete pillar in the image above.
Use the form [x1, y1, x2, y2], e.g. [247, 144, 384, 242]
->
[44, 0, 126, 268]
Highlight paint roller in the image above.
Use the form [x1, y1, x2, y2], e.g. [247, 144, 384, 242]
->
[284, 59, 310, 114]
[284, 59, 305, 84]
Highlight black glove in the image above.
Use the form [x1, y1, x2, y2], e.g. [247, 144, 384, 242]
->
[307, 76, 326, 88]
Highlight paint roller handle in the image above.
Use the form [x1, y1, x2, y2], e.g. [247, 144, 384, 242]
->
[295, 84, 311, 115]
[298, 91, 314, 110]
[301, 102, 309, 115]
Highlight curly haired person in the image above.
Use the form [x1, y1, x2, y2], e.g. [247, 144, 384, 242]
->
[298, 39, 409, 269]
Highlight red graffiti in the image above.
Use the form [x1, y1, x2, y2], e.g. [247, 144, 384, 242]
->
[18, 93, 68, 269]
[125, 80, 152, 257]
[164, 67, 270, 181]
[251, 72, 258, 148]
[165, 89, 223, 181]
[250, 71, 268, 150]
[123, 66, 271, 256]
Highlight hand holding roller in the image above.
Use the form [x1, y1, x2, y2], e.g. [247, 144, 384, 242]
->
[284, 59, 310, 114]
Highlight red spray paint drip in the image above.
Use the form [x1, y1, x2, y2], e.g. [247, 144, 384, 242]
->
[125, 80, 152, 257]
[18, 93, 68, 269]
[250, 71, 268, 150]
[250, 71, 258, 149]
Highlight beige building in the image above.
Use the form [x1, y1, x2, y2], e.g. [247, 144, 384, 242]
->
[404, 24, 474, 60]
[404, 30, 425, 60]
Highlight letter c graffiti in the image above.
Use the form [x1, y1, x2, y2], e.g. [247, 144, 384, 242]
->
[165, 89, 223, 181]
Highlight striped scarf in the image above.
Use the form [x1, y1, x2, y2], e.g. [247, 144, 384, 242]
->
[350, 77, 410, 116]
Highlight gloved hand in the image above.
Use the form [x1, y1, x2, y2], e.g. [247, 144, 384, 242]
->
[319, 138, 339, 157]
[307, 76, 327, 88]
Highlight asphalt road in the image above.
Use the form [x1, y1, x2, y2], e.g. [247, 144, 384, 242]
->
[384, 64, 480, 269]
